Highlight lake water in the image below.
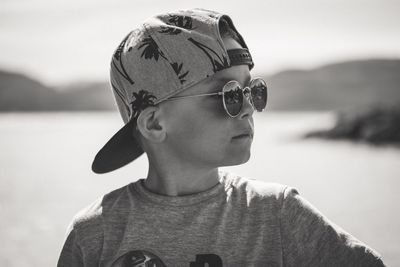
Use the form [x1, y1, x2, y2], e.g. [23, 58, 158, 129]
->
[0, 112, 399, 266]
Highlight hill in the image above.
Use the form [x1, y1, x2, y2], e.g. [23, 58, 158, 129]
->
[0, 70, 59, 111]
[0, 71, 114, 111]
[265, 59, 400, 111]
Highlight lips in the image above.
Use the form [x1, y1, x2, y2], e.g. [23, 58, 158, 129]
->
[232, 131, 254, 139]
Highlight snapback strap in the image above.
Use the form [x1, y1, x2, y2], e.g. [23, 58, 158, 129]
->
[227, 48, 254, 69]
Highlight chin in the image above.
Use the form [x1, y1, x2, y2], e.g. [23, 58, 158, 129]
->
[222, 150, 251, 167]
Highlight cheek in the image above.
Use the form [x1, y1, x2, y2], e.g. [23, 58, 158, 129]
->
[167, 97, 227, 133]
[165, 102, 231, 155]
[174, 110, 229, 144]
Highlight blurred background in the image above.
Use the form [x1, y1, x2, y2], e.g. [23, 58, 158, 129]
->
[1, 0, 399, 266]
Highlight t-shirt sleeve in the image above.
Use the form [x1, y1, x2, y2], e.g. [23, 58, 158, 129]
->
[279, 186, 385, 267]
[57, 223, 84, 267]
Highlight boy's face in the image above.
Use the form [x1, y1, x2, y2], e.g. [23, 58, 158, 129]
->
[158, 37, 254, 168]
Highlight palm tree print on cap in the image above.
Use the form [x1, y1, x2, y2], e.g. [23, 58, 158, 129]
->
[158, 15, 195, 35]
[111, 82, 132, 119]
[138, 36, 168, 61]
[170, 62, 189, 84]
[130, 90, 157, 120]
[112, 33, 135, 85]
[167, 15, 194, 30]
[158, 26, 182, 35]
[188, 37, 229, 73]
[138, 34, 190, 84]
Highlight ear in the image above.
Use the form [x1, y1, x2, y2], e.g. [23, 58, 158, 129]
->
[136, 106, 166, 143]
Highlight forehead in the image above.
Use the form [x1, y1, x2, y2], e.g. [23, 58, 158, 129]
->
[182, 64, 252, 95]
[206, 66, 251, 88]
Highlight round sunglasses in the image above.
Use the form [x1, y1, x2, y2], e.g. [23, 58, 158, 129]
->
[165, 77, 268, 118]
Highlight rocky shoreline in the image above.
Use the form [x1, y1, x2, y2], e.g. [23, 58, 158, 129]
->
[305, 105, 400, 146]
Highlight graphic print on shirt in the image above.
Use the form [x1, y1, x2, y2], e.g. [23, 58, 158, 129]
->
[111, 250, 166, 267]
[111, 250, 223, 267]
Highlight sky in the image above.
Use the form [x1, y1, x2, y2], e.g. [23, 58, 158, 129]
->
[1, 0, 400, 86]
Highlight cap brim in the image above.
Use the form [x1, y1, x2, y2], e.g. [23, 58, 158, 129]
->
[92, 119, 144, 174]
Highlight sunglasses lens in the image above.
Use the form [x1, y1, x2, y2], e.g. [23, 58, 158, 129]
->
[223, 81, 243, 117]
[250, 78, 267, 112]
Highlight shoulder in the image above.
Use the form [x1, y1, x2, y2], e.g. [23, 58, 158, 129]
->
[67, 183, 132, 236]
[220, 171, 297, 207]
[59, 183, 135, 264]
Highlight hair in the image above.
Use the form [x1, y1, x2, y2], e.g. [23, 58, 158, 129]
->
[218, 18, 242, 45]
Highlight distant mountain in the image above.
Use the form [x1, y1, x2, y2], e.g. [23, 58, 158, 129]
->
[1, 59, 400, 111]
[0, 70, 115, 111]
[265, 59, 400, 111]
[57, 82, 115, 111]
[0, 70, 59, 111]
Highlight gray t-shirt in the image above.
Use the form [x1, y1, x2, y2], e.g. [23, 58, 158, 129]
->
[57, 171, 385, 266]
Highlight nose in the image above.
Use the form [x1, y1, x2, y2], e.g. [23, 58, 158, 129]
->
[238, 88, 254, 119]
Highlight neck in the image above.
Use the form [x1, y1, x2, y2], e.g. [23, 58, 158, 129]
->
[143, 160, 220, 197]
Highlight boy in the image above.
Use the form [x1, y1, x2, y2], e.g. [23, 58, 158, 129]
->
[58, 8, 385, 266]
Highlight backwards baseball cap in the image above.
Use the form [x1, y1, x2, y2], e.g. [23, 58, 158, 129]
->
[92, 8, 254, 174]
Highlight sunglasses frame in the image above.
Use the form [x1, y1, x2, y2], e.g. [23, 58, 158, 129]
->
[164, 77, 267, 118]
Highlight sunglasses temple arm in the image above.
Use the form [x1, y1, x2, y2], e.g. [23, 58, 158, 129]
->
[165, 92, 223, 101]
